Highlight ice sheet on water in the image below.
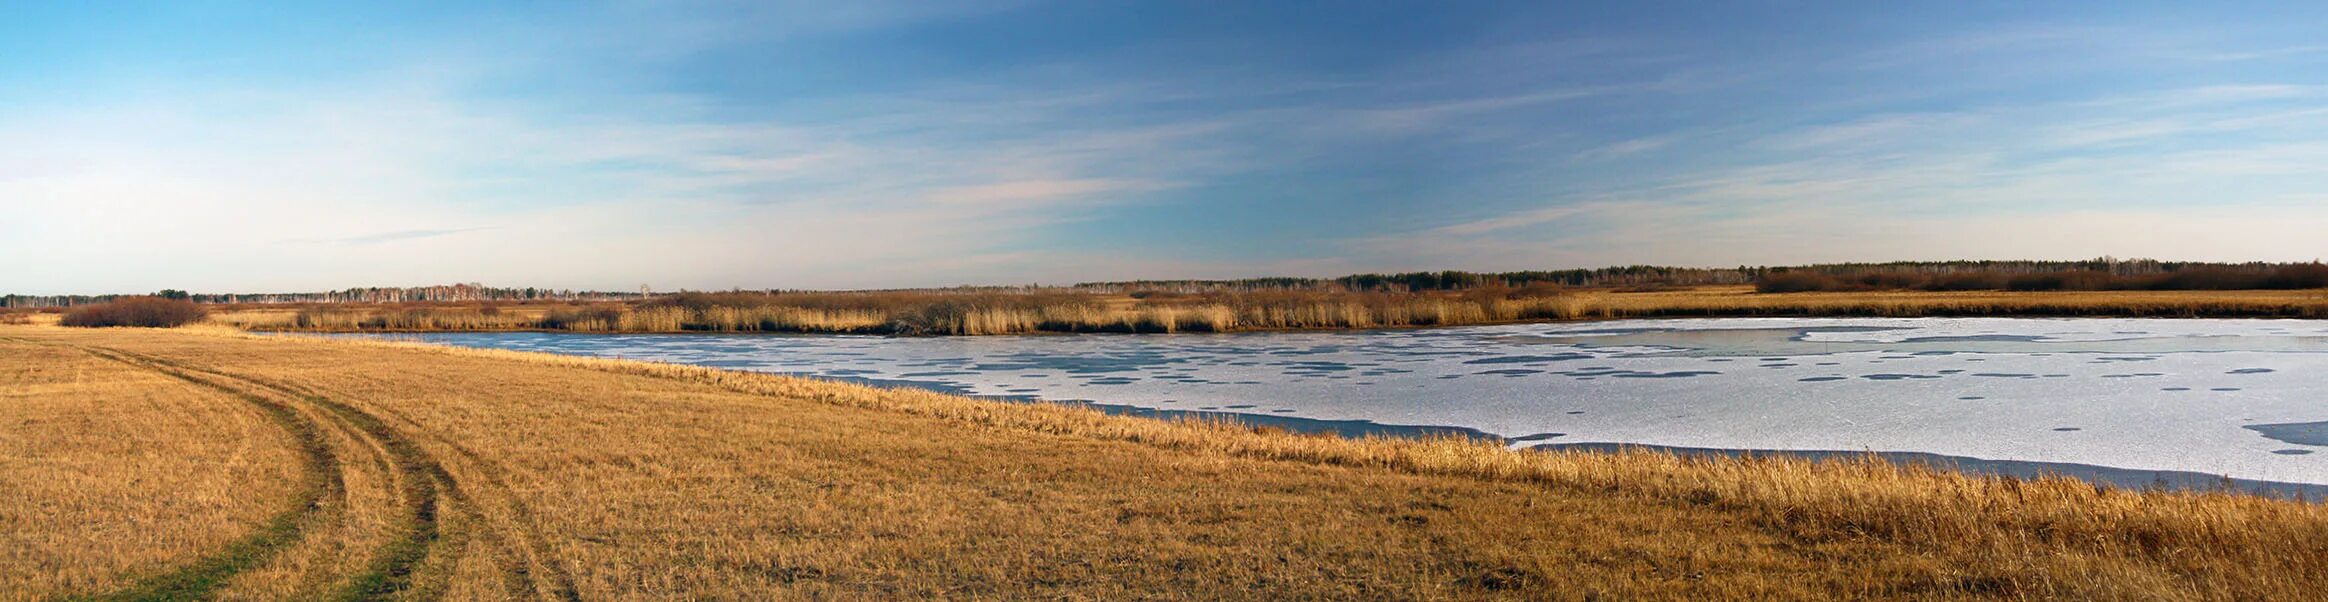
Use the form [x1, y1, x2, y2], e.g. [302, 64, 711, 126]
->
[361, 317, 2328, 485]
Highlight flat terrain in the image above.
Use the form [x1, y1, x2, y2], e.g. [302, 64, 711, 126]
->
[5, 325, 2327, 600]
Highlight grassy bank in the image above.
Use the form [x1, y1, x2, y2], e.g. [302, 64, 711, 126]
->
[200, 286, 2328, 336]
[4, 323, 2326, 599]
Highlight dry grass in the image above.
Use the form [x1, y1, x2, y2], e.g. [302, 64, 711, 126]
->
[205, 307, 302, 330]
[0, 338, 308, 599]
[3, 323, 2327, 599]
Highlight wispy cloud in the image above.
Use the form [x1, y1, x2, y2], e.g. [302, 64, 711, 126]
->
[1424, 202, 1624, 237]
[1343, 86, 1643, 135]
[924, 178, 1172, 210]
[1840, 25, 2113, 70]
[1571, 135, 1676, 161]
[286, 227, 496, 246]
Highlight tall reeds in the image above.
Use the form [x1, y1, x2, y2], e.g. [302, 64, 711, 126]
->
[249, 288, 1605, 335]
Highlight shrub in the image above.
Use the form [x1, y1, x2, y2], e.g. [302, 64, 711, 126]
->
[2142, 268, 2268, 291]
[1854, 272, 1927, 290]
[2006, 271, 2114, 291]
[0, 312, 31, 325]
[1754, 272, 1841, 293]
[59, 297, 209, 328]
[2264, 263, 2328, 289]
[1922, 272, 2007, 291]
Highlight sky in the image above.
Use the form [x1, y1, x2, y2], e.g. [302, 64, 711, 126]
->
[6, 1, 2328, 294]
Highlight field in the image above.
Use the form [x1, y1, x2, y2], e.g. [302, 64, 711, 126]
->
[5, 323, 2328, 600]
[168, 286, 2328, 337]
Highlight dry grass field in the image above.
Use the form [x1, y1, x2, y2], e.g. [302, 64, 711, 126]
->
[6, 323, 2328, 600]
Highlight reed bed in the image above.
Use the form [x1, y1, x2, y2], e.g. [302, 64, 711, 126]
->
[241, 290, 1608, 335]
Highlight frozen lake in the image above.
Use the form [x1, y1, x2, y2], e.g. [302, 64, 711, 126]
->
[365, 318, 2328, 491]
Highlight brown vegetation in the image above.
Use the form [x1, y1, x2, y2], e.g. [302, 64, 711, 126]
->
[1758, 263, 2328, 293]
[1595, 286, 2328, 319]
[255, 288, 1602, 335]
[58, 296, 210, 328]
[3, 324, 2325, 599]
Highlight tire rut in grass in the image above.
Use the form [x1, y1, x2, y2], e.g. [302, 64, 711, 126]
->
[68, 346, 343, 602]
[100, 347, 579, 601]
[256, 377, 587, 602]
[84, 347, 457, 601]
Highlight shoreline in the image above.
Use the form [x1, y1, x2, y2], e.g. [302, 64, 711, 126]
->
[1070, 392, 2328, 499]
[335, 326, 2328, 499]
[716, 374, 2328, 501]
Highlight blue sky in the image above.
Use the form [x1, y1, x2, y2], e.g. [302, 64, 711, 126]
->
[6, 1, 2328, 294]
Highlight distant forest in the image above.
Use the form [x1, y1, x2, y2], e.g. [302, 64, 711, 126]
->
[9, 258, 2326, 308]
